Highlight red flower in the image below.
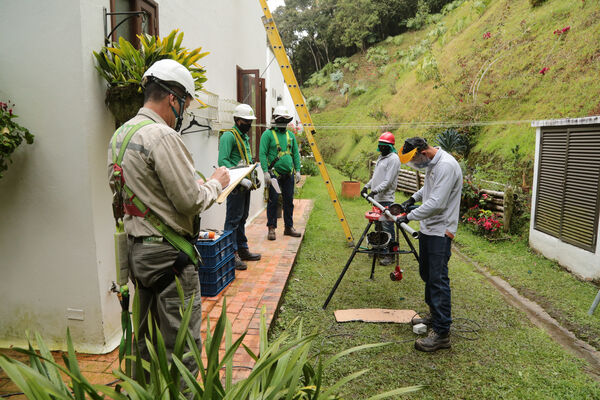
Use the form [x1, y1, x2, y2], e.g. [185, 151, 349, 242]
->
[483, 32, 491, 39]
[539, 67, 550, 75]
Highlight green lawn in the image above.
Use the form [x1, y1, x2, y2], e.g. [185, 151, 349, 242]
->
[269, 169, 600, 399]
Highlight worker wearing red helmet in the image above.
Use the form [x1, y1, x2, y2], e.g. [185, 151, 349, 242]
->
[361, 132, 400, 266]
[396, 137, 462, 353]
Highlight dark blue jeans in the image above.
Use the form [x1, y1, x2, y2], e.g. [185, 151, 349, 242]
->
[267, 173, 294, 228]
[418, 233, 452, 334]
[224, 187, 251, 252]
[376, 201, 395, 244]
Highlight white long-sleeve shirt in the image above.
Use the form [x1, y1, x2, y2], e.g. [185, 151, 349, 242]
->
[365, 152, 400, 203]
[407, 148, 462, 237]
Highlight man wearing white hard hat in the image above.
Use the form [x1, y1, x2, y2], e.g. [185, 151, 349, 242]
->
[259, 105, 302, 240]
[218, 103, 262, 270]
[108, 59, 229, 380]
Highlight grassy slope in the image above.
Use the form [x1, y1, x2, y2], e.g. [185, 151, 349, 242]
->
[305, 0, 600, 181]
[269, 173, 600, 399]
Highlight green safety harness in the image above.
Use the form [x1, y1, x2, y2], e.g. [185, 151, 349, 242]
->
[223, 127, 261, 189]
[111, 120, 202, 267]
[268, 129, 293, 175]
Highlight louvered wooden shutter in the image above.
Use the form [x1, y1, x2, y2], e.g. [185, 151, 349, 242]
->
[534, 126, 600, 251]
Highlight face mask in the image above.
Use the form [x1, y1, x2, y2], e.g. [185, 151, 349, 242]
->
[378, 144, 391, 156]
[237, 122, 252, 134]
[407, 152, 431, 170]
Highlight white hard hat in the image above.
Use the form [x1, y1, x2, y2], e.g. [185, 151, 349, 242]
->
[232, 104, 257, 120]
[142, 59, 196, 99]
[273, 105, 293, 119]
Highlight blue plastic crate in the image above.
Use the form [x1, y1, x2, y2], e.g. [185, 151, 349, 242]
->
[196, 231, 234, 267]
[200, 255, 235, 297]
[199, 253, 235, 283]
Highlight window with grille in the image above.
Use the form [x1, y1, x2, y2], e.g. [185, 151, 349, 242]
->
[534, 126, 600, 252]
[109, 0, 158, 48]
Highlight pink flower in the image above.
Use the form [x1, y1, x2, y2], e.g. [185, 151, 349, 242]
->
[562, 26, 570, 33]
[539, 67, 550, 75]
[483, 32, 491, 39]
[482, 193, 488, 199]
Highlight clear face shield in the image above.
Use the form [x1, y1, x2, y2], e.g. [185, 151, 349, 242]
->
[406, 152, 431, 170]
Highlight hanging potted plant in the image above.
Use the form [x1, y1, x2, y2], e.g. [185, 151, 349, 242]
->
[0, 100, 34, 179]
[93, 30, 209, 126]
[339, 159, 362, 198]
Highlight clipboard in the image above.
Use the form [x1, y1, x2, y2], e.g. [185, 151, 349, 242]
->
[216, 163, 258, 204]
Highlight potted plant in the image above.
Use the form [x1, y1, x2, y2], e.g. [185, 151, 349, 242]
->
[93, 30, 208, 126]
[339, 159, 362, 198]
[0, 100, 34, 179]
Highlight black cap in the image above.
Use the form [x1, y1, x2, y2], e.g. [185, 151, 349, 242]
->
[402, 137, 428, 153]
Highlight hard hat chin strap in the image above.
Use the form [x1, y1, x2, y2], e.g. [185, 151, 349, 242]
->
[153, 78, 187, 131]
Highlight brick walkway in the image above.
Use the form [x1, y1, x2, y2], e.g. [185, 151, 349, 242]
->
[0, 198, 313, 397]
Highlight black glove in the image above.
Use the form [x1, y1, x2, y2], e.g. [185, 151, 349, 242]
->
[369, 189, 379, 196]
[361, 186, 369, 197]
[400, 197, 415, 212]
[396, 214, 409, 226]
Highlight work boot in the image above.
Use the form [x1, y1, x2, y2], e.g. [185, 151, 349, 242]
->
[411, 314, 432, 326]
[415, 330, 451, 352]
[268, 226, 276, 241]
[379, 255, 394, 266]
[238, 247, 261, 261]
[234, 253, 247, 271]
[284, 226, 301, 237]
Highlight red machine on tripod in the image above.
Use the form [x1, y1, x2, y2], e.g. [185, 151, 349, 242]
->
[322, 194, 420, 309]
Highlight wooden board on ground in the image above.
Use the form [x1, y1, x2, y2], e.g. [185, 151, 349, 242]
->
[334, 309, 419, 324]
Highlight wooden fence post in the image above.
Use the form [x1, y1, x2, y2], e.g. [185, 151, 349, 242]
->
[503, 185, 514, 232]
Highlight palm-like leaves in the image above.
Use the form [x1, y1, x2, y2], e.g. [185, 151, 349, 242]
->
[0, 280, 421, 399]
[93, 29, 209, 91]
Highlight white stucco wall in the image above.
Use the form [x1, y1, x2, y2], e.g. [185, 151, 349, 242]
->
[0, 0, 288, 352]
[529, 120, 600, 280]
[0, 0, 120, 352]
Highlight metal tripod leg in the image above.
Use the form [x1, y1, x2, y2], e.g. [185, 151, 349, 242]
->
[399, 224, 419, 262]
[370, 249, 378, 280]
[323, 221, 373, 309]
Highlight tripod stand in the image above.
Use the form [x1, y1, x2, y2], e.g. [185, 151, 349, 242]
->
[322, 195, 420, 309]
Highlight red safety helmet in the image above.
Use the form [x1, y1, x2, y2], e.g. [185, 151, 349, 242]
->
[378, 132, 395, 145]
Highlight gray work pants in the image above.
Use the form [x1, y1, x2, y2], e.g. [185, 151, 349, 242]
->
[128, 239, 202, 380]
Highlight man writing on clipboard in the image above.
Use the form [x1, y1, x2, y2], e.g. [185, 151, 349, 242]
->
[218, 104, 262, 270]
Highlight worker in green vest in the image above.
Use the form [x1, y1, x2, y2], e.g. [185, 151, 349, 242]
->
[108, 59, 229, 382]
[259, 105, 302, 241]
[218, 103, 262, 270]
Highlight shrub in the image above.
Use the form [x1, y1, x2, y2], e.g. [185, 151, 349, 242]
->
[330, 70, 344, 83]
[338, 159, 362, 181]
[435, 128, 469, 158]
[307, 96, 327, 111]
[0, 100, 34, 179]
[300, 157, 319, 176]
[366, 47, 389, 66]
[405, 0, 430, 30]
[340, 83, 351, 95]
[462, 205, 503, 238]
[351, 85, 367, 96]
[529, 0, 547, 6]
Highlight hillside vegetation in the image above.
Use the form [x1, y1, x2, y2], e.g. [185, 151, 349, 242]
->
[300, 0, 600, 184]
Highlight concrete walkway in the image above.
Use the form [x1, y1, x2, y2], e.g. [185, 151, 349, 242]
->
[0, 198, 313, 396]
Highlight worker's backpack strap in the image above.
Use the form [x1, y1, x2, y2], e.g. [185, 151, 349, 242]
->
[270, 129, 292, 158]
[110, 120, 201, 266]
